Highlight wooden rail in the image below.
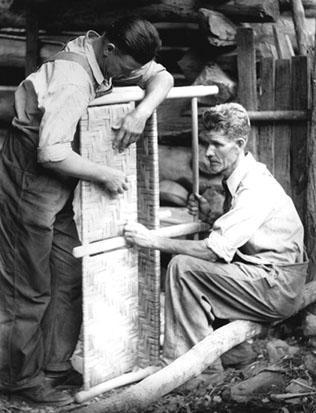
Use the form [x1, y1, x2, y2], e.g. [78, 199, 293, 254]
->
[73, 222, 210, 258]
[89, 85, 219, 106]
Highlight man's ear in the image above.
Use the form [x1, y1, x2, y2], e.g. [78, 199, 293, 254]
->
[103, 42, 116, 56]
[236, 138, 247, 148]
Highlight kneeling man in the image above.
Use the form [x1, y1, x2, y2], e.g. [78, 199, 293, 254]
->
[124, 103, 307, 379]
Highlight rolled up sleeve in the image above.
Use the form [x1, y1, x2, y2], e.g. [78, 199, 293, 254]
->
[38, 83, 90, 163]
[205, 187, 275, 263]
[114, 60, 166, 89]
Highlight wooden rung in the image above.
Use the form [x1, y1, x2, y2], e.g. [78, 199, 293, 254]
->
[248, 110, 308, 121]
[73, 222, 210, 258]
[90, 85, 219, 107]
[75, 366, 159, 404]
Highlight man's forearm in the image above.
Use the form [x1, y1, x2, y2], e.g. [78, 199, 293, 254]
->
[136, 71, 174, 118]
[152, 236, 217, 262]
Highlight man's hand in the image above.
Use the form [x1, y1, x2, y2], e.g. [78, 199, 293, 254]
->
[112, 109, 148, 153]
[187, 193, 211, 222]
[124, 222, 155, 249]
[101, 166, 128, 196]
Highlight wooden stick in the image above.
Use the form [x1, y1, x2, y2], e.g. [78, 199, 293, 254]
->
[75, 366, 159, 404]
[73, 222, 210, 258]
[291, 0, 308, 55]
[270, 391, 316, 401]
[73, 320, 263, 412]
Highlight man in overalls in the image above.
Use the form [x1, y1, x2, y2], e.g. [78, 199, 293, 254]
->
[0, 17, 173, 405]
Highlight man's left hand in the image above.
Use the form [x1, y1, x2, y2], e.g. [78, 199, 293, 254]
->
[112, 110, 147, 153]
[124, 222, 154, 249]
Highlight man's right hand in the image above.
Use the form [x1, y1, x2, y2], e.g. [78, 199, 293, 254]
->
[101, 166, 128, 196]
[187, 193, 211, 222]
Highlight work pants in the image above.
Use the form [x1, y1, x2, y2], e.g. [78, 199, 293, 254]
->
[163, 254, 307, 363]
[0, 127, 82, 390]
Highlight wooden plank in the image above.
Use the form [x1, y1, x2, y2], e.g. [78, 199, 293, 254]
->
[305, 41, 316, 284]
[291, 55, 309, 223]
[258, 57, 275, 174]
[25, 7, 39, 76]
[274, 59, 292, 195]
[273, 26, 295, 58]
[237, 27, 257, 156]
[291, 0, 308, 55]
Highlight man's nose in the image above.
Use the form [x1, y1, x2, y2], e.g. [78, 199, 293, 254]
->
[206, 144, 215, 157]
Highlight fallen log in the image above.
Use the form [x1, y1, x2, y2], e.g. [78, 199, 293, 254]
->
[203, 0, 280, 22]
[73, 280, 316, 412]
[73, 320, 263, 412]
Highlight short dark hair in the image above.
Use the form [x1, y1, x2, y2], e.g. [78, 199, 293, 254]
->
[202, 103, 250, 141]
[106, 17, 161, 65]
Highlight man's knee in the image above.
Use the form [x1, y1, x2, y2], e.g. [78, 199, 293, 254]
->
[166, 254, 200, 286]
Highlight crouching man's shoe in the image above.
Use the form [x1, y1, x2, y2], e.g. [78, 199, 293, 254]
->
[15, 381, 73, 405]
[45, 368, 83, 387]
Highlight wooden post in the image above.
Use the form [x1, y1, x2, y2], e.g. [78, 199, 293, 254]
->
[25, 6, 39, 76]
[258, 57, 275, 174]
[291, 55, 309, 223]
[291, 0, 308, 55]
[305, 32, 316, 289]
[274, 59, 292, 195]
[237, 27, 258, 156]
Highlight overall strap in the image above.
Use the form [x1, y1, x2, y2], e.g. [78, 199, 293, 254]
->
[44, 51, 94, 84]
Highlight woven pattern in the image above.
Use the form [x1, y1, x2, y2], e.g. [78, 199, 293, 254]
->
[136, 112, 161, 367]
[79, 103, 139, 389]
[78, 103, 161, 389]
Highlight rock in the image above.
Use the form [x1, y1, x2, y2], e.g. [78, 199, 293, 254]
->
[193, 63, 237, 106]
[198, 8, 237, 47]
[227, 370, 287, 403]
[266, 339, 299, 363]
[304, 353, 316, 378]
[159, 180, 189, 206]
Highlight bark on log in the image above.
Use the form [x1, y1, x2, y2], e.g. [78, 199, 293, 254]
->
[201, 0, 280, 22]
[0, 0, 198, 30]
[73, 321, 264, 412]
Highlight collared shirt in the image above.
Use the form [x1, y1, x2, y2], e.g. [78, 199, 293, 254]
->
[12, 31, 166, 163]
[205, 153, 305, 265]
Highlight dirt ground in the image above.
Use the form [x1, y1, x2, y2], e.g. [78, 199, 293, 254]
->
[1, 315, 316, 413]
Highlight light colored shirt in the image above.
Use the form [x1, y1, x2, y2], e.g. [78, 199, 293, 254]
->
[12, 31, 166, 163]
[205, 153, 305, 265]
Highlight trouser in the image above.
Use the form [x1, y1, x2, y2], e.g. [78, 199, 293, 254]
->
[163, 254, 307, 363]
[0, 127, 82, 390]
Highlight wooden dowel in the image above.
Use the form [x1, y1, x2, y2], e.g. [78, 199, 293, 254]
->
[75, 366, 159, 404]
[73, 222, 210, 258]
[191, 97, 199, 237]
[90, 85, 219, 107]
[248, 110, 308, 121]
